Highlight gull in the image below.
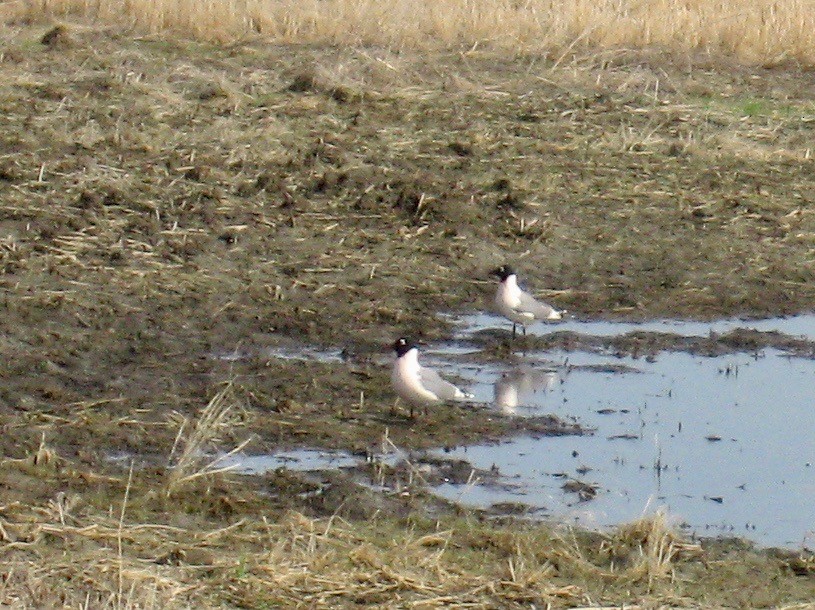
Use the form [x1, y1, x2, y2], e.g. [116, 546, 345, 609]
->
[391, 337, 473, 417]
[491, 264, 564, 337]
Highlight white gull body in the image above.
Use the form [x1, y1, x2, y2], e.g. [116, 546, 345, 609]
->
[391, 339, 472, 406]
[493, 266, 563, 335]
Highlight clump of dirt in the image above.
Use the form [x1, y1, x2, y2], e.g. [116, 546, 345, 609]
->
[40, 24, 75, 49]
[286, 68, 360, 103]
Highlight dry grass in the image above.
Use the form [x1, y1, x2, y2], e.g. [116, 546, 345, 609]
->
[0, 443, 709, 610]
[166, 381, 252, 495]
[2, 436, 814, 608]
[4, 0, 815, 64]
[600, 512, 704, 587]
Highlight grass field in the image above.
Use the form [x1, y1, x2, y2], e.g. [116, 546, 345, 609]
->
[2, 5, 815, 609]
[6, 0, 815, 63]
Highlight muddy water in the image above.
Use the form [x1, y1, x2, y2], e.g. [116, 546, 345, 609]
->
[432, 314, 815, 548]
[219, 314, 815, 548]
[219, 448, 359, 472]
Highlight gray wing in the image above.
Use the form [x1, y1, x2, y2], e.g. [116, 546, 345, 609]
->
[518, 290, 560, 319]
[419, 366, 472, 401]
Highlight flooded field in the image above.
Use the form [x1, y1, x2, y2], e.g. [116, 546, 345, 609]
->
[223, 313, 815, 548]
[440, 314, 815, 547]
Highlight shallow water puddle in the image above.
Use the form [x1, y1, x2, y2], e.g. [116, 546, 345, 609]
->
[430, 314, 815, 548]
[454, 311, 815, 339]
[209, 313, 815, 547]
[217, 448, 358, 472]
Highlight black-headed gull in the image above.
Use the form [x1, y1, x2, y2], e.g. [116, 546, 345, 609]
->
[492, 264, 563, 337]
[391, 338, 472, 416]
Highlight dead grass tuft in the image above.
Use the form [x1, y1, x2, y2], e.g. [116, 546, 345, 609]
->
[30, 433, 57, 467]
[603, 512, 704, 587]
[166, 381, 251, 495]
[538, 511, 703, 595]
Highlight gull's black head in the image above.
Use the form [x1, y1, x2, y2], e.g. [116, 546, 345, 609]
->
[491, 265, 515, 281]
[392, 337, 417, 357]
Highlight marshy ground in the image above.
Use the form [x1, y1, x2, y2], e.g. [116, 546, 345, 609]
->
[2, 19, 815, 608]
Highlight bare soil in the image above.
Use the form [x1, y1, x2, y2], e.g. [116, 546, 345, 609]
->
[2, 22, 815, 608]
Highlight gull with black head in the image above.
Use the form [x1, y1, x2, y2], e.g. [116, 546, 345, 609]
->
[391, 337, 473, 417]
[492, 264, 564, 338]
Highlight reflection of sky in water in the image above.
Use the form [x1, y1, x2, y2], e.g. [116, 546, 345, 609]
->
[431, 346, 815, 548]
[454, 311, 815, 339]
[219, 448, 359, 473]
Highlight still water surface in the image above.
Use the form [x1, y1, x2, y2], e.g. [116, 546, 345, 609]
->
[430, 314, 815, 547]
[227, 313, 815, 548]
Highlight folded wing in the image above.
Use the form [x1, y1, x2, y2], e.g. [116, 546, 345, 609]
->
[518, 290, 561, 320]
[419, 366, 473, 401]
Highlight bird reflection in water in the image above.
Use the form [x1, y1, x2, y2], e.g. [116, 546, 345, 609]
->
[493, 368, 559, 414]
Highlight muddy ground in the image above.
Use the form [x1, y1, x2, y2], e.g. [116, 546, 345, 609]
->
[2, 22, 815, 608]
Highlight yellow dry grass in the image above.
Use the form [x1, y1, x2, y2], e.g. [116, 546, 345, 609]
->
[0, 436, 711, 609]
[166, 381, 252, 495]
[0, 458, 693, 609]
[7, 0, 815, 64]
